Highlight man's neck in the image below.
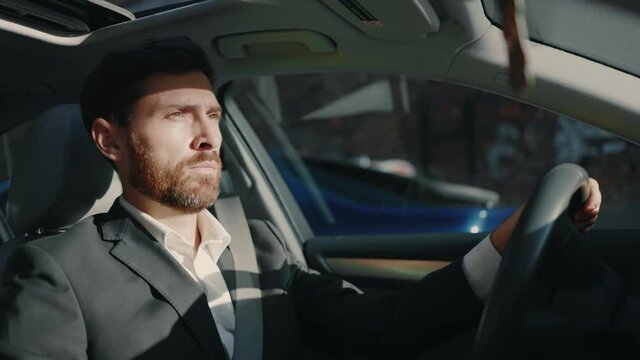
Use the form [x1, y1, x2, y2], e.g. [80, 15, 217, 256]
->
[122, 189, 201, 249]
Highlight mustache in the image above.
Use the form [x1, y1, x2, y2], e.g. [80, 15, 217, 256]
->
[182, 152, 222, 167]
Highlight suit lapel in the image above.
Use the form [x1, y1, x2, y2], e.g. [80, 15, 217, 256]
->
[99, 203, 228, 360]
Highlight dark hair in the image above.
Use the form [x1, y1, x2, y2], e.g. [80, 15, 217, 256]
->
[80, 37, 213, 133]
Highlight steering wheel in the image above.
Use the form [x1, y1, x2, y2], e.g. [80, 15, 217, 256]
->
[472, 163, 591, 359]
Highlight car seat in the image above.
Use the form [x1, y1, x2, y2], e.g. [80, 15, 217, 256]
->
[7, 103, 121, 236]
[0, 104, 121, 271]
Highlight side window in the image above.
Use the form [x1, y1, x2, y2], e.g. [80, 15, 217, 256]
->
[230, 74, 640, 236]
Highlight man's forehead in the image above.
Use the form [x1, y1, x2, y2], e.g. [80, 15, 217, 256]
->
[137, 71, 219, 107]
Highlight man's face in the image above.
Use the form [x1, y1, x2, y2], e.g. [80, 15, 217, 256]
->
[122, 71, 223, 213]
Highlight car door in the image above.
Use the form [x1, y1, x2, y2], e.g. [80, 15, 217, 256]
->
[222, 72, 640, 296]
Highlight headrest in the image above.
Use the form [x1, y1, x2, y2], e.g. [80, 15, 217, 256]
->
[7, 104, 122, 235]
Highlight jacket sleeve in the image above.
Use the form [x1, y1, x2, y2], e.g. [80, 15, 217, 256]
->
[291, 260, 484, 359]
[0, 244, 87, 360]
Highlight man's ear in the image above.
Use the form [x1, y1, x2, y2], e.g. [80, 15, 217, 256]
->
[92, 118, 124, 163]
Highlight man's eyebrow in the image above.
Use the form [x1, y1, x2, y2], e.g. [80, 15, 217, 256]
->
[158, 104, 222, 112]
[208, 105, 223, 113]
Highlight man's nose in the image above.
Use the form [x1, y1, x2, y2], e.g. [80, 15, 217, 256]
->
[191, 113, 222, 151]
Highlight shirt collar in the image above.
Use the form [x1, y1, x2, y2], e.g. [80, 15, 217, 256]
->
[198, 208, 232, 260]
[118, 197, 231, 261]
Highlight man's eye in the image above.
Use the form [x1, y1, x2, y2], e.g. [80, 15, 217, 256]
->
[208, 113, 221, 120]
[168, 111, 184, 118]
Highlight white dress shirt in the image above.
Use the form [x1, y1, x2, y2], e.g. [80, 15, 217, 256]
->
[119, 197, 236, 359]
[119, 196, 501, 360]
[463, 236, 502, 300]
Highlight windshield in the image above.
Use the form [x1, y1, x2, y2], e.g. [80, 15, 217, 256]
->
[482, 0, 640, 78]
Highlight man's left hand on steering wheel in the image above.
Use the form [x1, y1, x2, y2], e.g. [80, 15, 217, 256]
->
[490, 177, 602, 255]
[573, 178, 601, 234]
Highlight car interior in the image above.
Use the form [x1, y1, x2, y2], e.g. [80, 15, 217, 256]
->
[0, 0, 639, 358]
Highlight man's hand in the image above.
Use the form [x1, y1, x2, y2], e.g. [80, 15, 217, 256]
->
[490, 178, 602, 254]
[573, 178, 601, 233]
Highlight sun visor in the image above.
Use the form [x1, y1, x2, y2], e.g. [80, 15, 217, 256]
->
[321, 0, 440, 41]
[215, 30, 336, 60]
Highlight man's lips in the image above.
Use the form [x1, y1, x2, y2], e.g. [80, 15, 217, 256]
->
[190, 161, 217, 168]
[189, 162, 219, 172]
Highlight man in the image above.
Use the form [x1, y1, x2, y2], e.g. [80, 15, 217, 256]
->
[0, 38, 600, 359]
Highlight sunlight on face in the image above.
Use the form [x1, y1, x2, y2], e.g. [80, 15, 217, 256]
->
[123, 71, 223, 212]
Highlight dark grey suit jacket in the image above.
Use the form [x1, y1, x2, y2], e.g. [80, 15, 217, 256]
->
[0, 202, 483, 359]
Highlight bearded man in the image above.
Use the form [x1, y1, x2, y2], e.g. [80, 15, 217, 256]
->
[0, 38, 601, 360]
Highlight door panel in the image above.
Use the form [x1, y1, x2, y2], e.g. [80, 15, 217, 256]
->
[305, 232, 485, 289]
[305, 230, 640, 291]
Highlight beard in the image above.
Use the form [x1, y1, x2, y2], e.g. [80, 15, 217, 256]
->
[127, 134, 222, 213]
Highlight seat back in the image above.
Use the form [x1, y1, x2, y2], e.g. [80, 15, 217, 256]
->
[7, 104, 121, 237]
